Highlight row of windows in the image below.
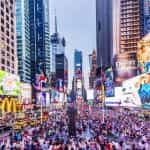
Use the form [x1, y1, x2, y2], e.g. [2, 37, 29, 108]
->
[1, 58, 15, 68]
[0, 65, 15, 74]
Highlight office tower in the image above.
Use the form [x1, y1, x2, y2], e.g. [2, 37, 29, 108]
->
[96, 0, 113, 67]
[89, 50, 97, 89]
[64, 55, 68, 88]
[120, 0, 140, 54]
[16, 0, 31, 83]
[29, 0, 50, 79]
[55, 54, 68, 92]
[74, 49, 83, 76]
[0, 0, 18, 74]
[112, 0, 120, 56]
[50, 14, 66, 73]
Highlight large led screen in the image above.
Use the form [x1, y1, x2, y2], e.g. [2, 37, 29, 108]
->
[123, 73, 150, 108]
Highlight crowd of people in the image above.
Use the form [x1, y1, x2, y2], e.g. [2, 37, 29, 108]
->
[0, 104, 150, 150]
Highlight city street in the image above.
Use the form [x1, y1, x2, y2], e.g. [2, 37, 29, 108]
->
[1, 0, 150, 149]
[0, 101, 150, 149]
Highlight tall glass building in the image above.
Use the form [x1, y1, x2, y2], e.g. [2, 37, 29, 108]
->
[29, 0, 50, 80]
[96, 0, 113, 67]
[16, 0, 31, 83]
[74, 49, 83, 75]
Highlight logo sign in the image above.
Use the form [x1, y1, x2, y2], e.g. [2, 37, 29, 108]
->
[0, 96, 22, 113]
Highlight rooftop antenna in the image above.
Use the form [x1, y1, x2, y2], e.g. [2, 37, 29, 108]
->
[54, 8, 58, 34]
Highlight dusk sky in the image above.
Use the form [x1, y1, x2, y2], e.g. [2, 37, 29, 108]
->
[49, 0, 96, 89]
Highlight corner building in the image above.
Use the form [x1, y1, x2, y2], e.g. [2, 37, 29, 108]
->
[0, 0, 18, 74]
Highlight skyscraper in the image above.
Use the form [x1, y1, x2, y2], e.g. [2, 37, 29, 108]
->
[0, 0, 18, 74]
[50, 15, 66, 73]
[112, 0, 120, 56]
[16, 0, 31, 83]
[29, 0, 50, 79]
[96, 0, 113, 67]
[89, 50, 97, 89]
[74, 49, 83, 76]
[115, 0, 141, 83]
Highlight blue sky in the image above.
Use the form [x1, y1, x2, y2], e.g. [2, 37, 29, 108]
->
[49, 0, 96, 89]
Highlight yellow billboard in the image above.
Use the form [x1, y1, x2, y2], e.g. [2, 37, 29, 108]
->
[0, 97, 22, 113]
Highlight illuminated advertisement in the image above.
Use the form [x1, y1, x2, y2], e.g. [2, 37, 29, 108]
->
[77, 79, 82, 89]
[105, 80, 114, 97]
[56, 79, 64, 92]
[144, 16, 150, 35]
[0, 96, 22, 113]
[20, 83, 32, 103]
[36, 92, 46, 106]
[75, 68, 82, 79]
[0, 70, 20, 96]
[137, 33, 150, 74]
[115, 53, 137, 85]
[104, 68, 115, 97]
[122, 73, 150, 108]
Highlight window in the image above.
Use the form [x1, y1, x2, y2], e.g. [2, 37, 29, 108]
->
[1, 26, 4, 32]
[7, 46, 9, 51]
[11, 20, 13, 25]
[1, 59, 5, 64]
[1, 10, 4, 16]
[6, 8, 9, 13]
[1, 2, 4, 8]
[7, 38, 9, 44]
[7, 61, 10, 66]
[11, 49, 14, 54]
[6, 15, 9, 21]
[12, 56, 14, 61]
[1, 18, 4, 24]
[1, 66, 5, 71]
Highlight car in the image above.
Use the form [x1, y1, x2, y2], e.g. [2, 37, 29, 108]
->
[13, 124, 22, 130]
[13, 119, 27, 129]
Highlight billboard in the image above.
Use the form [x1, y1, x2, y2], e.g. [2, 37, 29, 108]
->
[144, 16, 150, 35]
[104, 68, 114, 97]
[0, 70, 20, 96]
[87, 89, 94, 101]
[77, 79, 82, 89]
[122, 73, 150, 108]
[21, 83, 32, 103]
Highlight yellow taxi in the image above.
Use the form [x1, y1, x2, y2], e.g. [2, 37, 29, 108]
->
[29, 120, 38, 127]
[13, 119, 27, 129]
[13, 124, 22, 130]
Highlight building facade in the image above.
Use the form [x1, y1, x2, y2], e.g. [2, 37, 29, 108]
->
[74, 49, 83, 76]
[16, 0, 31, 83]
[112, 0, 120, 56]
[96, 0, 113, 67]
[115, 0, 141, 84]
[29, 0, 50, 80]
[0, 0, 18, 74]
[50, 33, 66, 73]
[89, 50, 97, 89]
[140, 0, 150, 36]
